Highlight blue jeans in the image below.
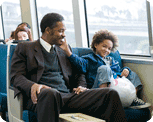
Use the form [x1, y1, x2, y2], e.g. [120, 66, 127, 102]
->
[92, 65, 142, 90]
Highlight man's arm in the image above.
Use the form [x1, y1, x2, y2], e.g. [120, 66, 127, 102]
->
[10, 43, 35, 98]
[10, 43, 51, 104]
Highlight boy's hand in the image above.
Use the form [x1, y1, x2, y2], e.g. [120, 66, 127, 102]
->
[60, 38, 72, 57]
[73, 86, 88, 95]
[121, 69, 129, 77]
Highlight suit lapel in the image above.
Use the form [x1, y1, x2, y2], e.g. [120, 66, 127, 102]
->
[55, 46, 72, 82]
[34, 40, 44, 82]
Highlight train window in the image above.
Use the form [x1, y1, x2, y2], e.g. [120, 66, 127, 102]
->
[0, 6, 4, 39]
[1, 0, 22, 40]
[36, 0, 76, 47]
[85, 0, 150, 56]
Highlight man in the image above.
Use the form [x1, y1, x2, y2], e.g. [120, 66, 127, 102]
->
[10, 13, 127, 122]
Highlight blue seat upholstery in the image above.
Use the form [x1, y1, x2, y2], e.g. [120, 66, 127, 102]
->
[6, 46, 151, 122]
[0, 44, 8, 113]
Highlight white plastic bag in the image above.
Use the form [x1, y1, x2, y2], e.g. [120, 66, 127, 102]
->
[110, 76, 136, 107]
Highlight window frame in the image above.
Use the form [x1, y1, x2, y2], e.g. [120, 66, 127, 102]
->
[0, 5, 5, 40]
[147, 0, 153, 58]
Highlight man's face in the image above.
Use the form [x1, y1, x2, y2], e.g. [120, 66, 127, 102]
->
[48, 21, 66, 45]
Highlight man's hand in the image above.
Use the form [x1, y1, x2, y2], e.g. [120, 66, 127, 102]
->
[59, 38, 72, 57]
[73, 86, 88, 95]
[121, 69, 129, 77]
[31, 83, 51, 104]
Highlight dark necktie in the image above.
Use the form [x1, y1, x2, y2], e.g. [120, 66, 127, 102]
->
[50, 46, 54, 53]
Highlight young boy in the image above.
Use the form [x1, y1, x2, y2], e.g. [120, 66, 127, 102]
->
[60, 29, 151, 109]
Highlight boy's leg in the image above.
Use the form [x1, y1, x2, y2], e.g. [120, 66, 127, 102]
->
[93, 65, 113, 88]
[127, 71, 151, 109]
[127, 71, 142, 91]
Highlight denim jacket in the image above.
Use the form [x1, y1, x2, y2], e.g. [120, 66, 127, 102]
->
[68, 52, 131, 88]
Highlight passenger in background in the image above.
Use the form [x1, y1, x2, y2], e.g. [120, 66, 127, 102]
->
[17, 22, 33, 41]
[6, 26, 29, 44]
[4, 31, 15, 43]
[14, 26, 29, 41]
[5, 22, 33, 43]
[60, 29, 151, 109]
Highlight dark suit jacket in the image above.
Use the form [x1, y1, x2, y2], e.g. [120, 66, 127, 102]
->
[10, 39, 86, 98]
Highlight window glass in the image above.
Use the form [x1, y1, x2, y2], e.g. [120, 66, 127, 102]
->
[0, 6, 4, 39]
[2, 0, 22, 39]
[86, 0, 150, 55]
[36, 0, 76, 47]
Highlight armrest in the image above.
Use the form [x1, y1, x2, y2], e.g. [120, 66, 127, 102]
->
[7, 87, 24, 122]
[7, 44, 24, 122]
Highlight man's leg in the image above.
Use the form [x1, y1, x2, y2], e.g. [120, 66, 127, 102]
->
[62, 88, 127, 122]
[26, 88, 63, 122]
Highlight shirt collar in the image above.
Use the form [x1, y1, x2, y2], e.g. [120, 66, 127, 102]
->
[40, 38, 53, 53]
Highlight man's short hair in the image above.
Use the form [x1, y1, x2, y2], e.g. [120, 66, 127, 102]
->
[40, 13, 64, 33]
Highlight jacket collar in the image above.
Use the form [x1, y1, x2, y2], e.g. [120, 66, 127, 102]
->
[92, 52, 107, 65]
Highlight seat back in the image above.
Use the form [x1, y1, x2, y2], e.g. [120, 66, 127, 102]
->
[7, 44, 17, 88]
[0, 44, 8, 113]
[0, 40, 6, 44]
[0, 44, 7, 93]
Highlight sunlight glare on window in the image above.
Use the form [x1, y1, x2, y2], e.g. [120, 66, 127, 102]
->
[36, 0, 76, 47]
[86, 0, 150, 56]
[2, 0, 22, 39]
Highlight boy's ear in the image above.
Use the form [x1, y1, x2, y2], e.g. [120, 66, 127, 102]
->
[94, 43, 98, 49]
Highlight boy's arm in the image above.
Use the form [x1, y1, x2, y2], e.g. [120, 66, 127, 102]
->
[60, 39, 88, 73]
[110, 56, 131, 77]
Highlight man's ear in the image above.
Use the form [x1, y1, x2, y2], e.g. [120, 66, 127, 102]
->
[45, 27, 52, 34]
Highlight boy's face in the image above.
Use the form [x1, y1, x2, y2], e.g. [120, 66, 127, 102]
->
[95, 39, 113, 58]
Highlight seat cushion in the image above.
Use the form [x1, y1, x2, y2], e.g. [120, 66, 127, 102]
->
[125, 108, 151, 122]
[23, 110, 37, 122]
[0, 93, 7, 112]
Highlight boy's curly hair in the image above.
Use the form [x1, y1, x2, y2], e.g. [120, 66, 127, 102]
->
[91, 29, 119, 52]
